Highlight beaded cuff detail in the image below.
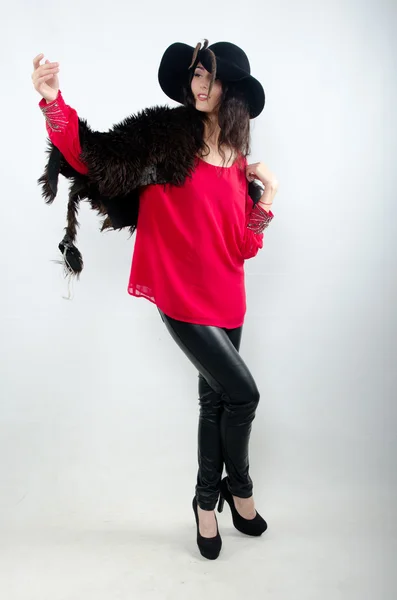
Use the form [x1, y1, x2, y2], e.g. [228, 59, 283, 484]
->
[247, 202, 274, 234]
[40, 99, 69, 132]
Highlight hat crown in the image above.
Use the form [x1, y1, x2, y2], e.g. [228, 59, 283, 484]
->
[207, 42, 251, 74]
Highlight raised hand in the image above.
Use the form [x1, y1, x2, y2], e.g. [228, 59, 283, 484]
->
[32, 53, 60, 103]
[246, 162, 278, 188]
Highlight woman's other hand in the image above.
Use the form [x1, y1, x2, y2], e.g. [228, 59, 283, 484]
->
[246, 162, 278, 189]
[32, 53, 60, 103]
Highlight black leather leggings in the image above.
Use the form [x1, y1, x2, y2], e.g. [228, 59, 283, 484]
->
[158, 308, 260, 511]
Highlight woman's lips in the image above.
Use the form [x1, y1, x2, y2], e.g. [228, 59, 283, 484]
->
[197, 94, 208, 101]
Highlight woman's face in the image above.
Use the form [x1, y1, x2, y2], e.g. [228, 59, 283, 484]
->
[191, 62, 222, 114]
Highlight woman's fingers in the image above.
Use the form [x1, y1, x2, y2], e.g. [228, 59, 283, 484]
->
[32, 53, 44, 69]
[32, 54, 59, 73]
[246, 168, 255, 181]
[37, 73, 56, 84]
[40, 62, 59, 71]
[32, 64, 59, 81]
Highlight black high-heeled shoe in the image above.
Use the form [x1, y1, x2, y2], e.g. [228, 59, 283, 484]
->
[192, 496, 222, 560]
[218, 476, 267, 537]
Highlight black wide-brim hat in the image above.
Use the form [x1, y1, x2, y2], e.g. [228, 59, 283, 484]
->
[158, 40, 265, 119]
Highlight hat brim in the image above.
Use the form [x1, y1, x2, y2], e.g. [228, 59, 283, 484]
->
[158, 42, 265, 119]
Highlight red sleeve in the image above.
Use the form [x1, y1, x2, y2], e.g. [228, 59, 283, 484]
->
[241, 193, 274, 260]
[39, 91, 88, 175]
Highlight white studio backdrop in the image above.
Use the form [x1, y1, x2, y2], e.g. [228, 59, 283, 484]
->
[0, 0, 396, 598]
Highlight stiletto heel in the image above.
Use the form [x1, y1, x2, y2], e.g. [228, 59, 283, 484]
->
[217, 494, 225, 513]
[219, 476, 268, 537]
[192, 496, 222, 560]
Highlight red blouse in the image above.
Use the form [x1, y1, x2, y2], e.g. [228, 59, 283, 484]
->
[39, 91, 274, 328]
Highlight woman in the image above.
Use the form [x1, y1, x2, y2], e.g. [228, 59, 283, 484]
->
[32, 39, 278, 560]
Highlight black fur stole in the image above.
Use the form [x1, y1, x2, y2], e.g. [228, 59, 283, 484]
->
[37, 103, 263, 278]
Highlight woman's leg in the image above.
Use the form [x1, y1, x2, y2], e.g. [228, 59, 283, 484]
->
[157, 308, 259, 510]
[196, 325, 243, 510]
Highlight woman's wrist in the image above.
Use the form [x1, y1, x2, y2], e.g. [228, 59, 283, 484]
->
[258, 197, 273, 209]
[257, 201, 272, 213]
[257, 179, 277, 211]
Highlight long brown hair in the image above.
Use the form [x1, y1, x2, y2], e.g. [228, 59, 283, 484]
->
[181, 43, 251, 168]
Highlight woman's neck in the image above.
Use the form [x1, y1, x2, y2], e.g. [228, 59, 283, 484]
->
[203, 113, 221, 148]
[200, 112, 237, 165]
